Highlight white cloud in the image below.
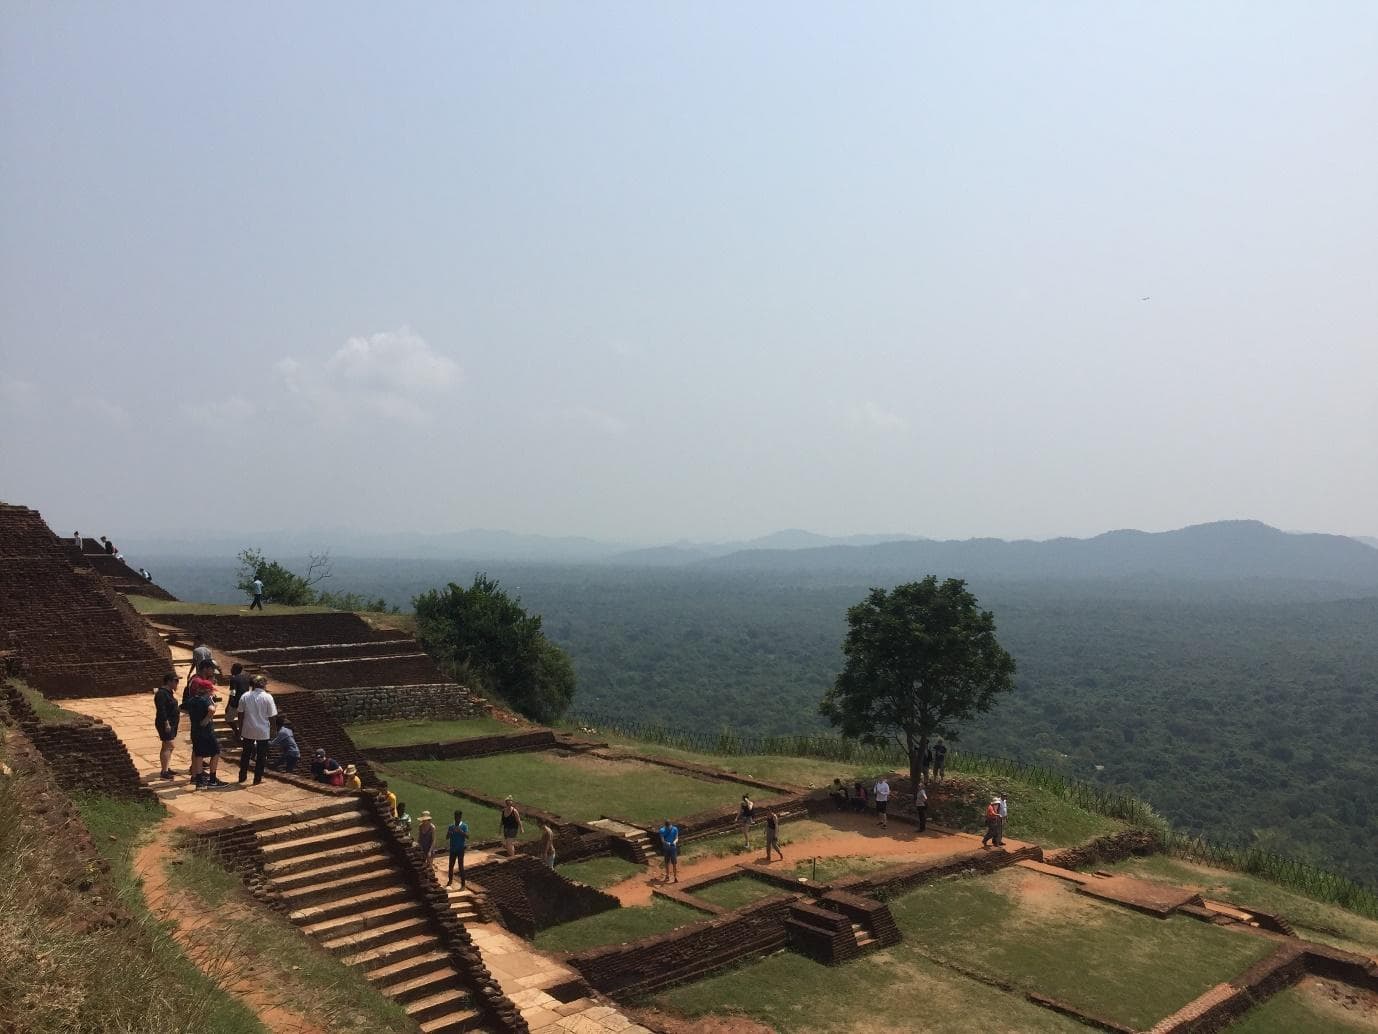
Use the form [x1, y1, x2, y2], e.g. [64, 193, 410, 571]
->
[275, 327, 459, 425]
[845, 400, 909, 433]
[180, 395, 257, 427]
[558, 407, 629, 435]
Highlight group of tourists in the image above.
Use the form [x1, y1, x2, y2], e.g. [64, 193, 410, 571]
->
[406, 798, 557, 889]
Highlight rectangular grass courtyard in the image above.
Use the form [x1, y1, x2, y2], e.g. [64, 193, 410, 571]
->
[389, 751, 762, 826]
[346, 716, 516, 749]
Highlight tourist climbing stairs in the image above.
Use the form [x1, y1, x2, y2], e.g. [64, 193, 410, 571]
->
[254, 799, 488, 1033]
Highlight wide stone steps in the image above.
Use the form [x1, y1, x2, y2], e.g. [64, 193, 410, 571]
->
[851, 922, 875, 948]
[254, 806, 490, 1034]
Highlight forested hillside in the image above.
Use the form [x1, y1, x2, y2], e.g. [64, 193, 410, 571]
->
[150, 554, 1378, 886]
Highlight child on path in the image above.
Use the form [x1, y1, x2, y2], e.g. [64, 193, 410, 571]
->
[658, 818, 680, 883]
[739, 795, 754, 848]
[446, 810, 469, 888]
[417, 811, 436, 864]
[764, 810, 784, 862]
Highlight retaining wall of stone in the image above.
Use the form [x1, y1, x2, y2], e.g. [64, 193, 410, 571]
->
[316, 682, 492, 724]
[465, 854, 620, 938]
[367, 730, 557, 762]
[157, 613, 383, 651]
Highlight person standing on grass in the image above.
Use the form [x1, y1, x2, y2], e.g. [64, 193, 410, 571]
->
[996, 794, 1008, 846]
[873, 776, 891, 829]
[981, 797, 1001, 847]
[539, 822, 557, 868]
[933, 740, 948, 782]
[500, 797, 524, 856]
[914, 781, 928, 832]
[658, 818, 680, 883]
[153, 672, 180, 780]
[764, 810, 784, 862]
[186, 685, 224, 788]
[249, 574, 265, 611]
[269, 718, 299, 772]
[236, 675, 277, 785]
[417, 810, 436, 864]
[739, 794, 754, 848]
[446, 810, 469, 888]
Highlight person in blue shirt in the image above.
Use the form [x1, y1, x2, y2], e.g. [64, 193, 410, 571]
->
[269, 718, 300, 772]
[658, 818, 679, 884]
[446, 810, 470, 888]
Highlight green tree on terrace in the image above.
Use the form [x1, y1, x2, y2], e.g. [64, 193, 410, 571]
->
[413, 574, 576, 723]
[235, 548, 333, 606]
[819, 576, 1016, 795]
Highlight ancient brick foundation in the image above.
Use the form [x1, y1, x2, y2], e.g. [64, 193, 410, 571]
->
[368, 729, 558, 762]
[466, 854, 620, 938]
[315, 682, 492, 724]
[273, 689, 379, 786]
[1046, 827, 1163, 870]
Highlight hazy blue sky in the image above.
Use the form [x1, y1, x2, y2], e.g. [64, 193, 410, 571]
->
[3, 3, 1375, 544]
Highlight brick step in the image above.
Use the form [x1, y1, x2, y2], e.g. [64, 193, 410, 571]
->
[301, 900, 428, 940]
[277, 866, 402, 908]
[405, 987, 477, 1024]
[257, 810, 372, 847]
[272, 850, 393, 892]
[289, 885, 416, 926]
[418, 1008, 485, 1034]
[264, 838, 385, 878]
[374, 959, 464, 1004]
[253, 798, 368, 832]
[320, 914, 434, 955]
[260, 823, 379, 861]
[343, 933, 440, 974]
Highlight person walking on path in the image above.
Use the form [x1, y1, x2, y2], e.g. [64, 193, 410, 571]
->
[539, 823, 557, 868]
[446, 810, 469, 888]
[186, 686, 224, 788]
[269, 718, 299, 772]
[153, 672, 180, 780]
[500, 797, 523, 856]
[658, 818, 680, 883]
[764, 810, 784, 862]
[996, 794, 1008, 847]
[873, 777, 891, 829]
[249, 575, 265, 611]
[417, 811, 436, 865]
[933, 740, 948, 782]
[738, 794, 755, 848]
[914, 781, 928, 832]
[981, 797, 1001, 847]
[236, 675, 277, 785]
[225, 663, 250, 734]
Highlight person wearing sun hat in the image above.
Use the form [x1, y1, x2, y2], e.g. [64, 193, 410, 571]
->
[981, 796, 1001, 848]
[417, 810, 436, 863]
[344, 763, 361, 790]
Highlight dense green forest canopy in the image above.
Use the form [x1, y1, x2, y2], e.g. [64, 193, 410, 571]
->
[151, 556, 1378, 886]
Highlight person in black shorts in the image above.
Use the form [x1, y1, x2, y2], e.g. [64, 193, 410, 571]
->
[153, 673, 180, 779]
[186, 688, 224, 788]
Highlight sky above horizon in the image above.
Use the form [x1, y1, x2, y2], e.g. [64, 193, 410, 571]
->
[3, 3, 1376, 545]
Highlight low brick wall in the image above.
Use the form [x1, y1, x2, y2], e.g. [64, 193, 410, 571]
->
[187, 816, 268, 878]
[786, 899, 857, 963]
[821, 889, 902, 948]
[465, 854, 620, 937]
[852, 845, 1042, 898]
[368, 729, 557, 763]
[592, 749, 802, 794]
[313, 681, 492, 722]
[2, 683, 154, 801]
[1046, 828, 1163, 870]
[566, 895, 798, 998]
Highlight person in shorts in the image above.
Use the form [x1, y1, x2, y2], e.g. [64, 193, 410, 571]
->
[500, 797, 523, 856]
[446, 810, 469, 888]
[764, 810, 784, 862]
[153, 672, 180, 780]
[738, 794, 754, 848]
[873, 777, 891, 829]
[186, 684, 224, 788]
[658, 818, 679, 883]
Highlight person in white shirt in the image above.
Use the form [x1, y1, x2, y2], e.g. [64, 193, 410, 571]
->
[914, 781, 929, 832]
[249, 576, 265, 611]
[236, 675, 278, 785]
[996, 794, 1009, 846]
[873, 777, 891, 829]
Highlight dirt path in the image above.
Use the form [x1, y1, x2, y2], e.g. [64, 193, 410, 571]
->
[132, 817, 327, 1034]
[610, 823, 1016, 905]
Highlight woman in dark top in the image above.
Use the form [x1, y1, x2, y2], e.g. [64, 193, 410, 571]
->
[153, 673, 180, 780]
[739, 795, 754, 848]
[225, 663, 250, 734]
[500, 797, 523, 857]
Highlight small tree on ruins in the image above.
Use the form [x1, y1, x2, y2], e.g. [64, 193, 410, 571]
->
[819, 576, 1015, 796]
[235, 547, 333, 606]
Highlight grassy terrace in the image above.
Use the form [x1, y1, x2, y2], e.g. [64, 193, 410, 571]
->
[693, 875, 789, 910]
[1101, 854, 1378, 960]
[558, 856, 644, 889]
[534, 898, 702, 954]
[390, 751, 761, 826]
[347, 715, 517, 748]
[376, 769, 539, 843]
[1229, 978, 1378, 1033]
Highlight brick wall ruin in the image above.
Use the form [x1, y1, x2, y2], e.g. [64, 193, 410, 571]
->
[0, 504, 172, 699]
[465, 854, 621, 937]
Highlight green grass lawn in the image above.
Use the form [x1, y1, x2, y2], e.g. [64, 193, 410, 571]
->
[926, 772, 1127, 849]
[128, 595, 336, 616]
[1101, 854, 1378, 959]
[167, 850, 415, 1032]
[790, 855, 898, 883]
[558, 856, 645, 889]
[347, 716, 519, 749]
[891, 868, 1274, 1030]
[391, 752, 761, 826]
[375, 770, 539, 843]
[1227, 978, 1378, 1033]
[693, 875, 789, 910]
[678, 818, 843, 864]
[653, 942, 1089, 1034]
[534, 898, 703, 953]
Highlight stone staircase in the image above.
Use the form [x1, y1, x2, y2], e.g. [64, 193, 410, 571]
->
[849, 919, 875, 950]
[255, 799, 489, 1032]
[446, 884, 490, 923]
[585, 818, 655, 864]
